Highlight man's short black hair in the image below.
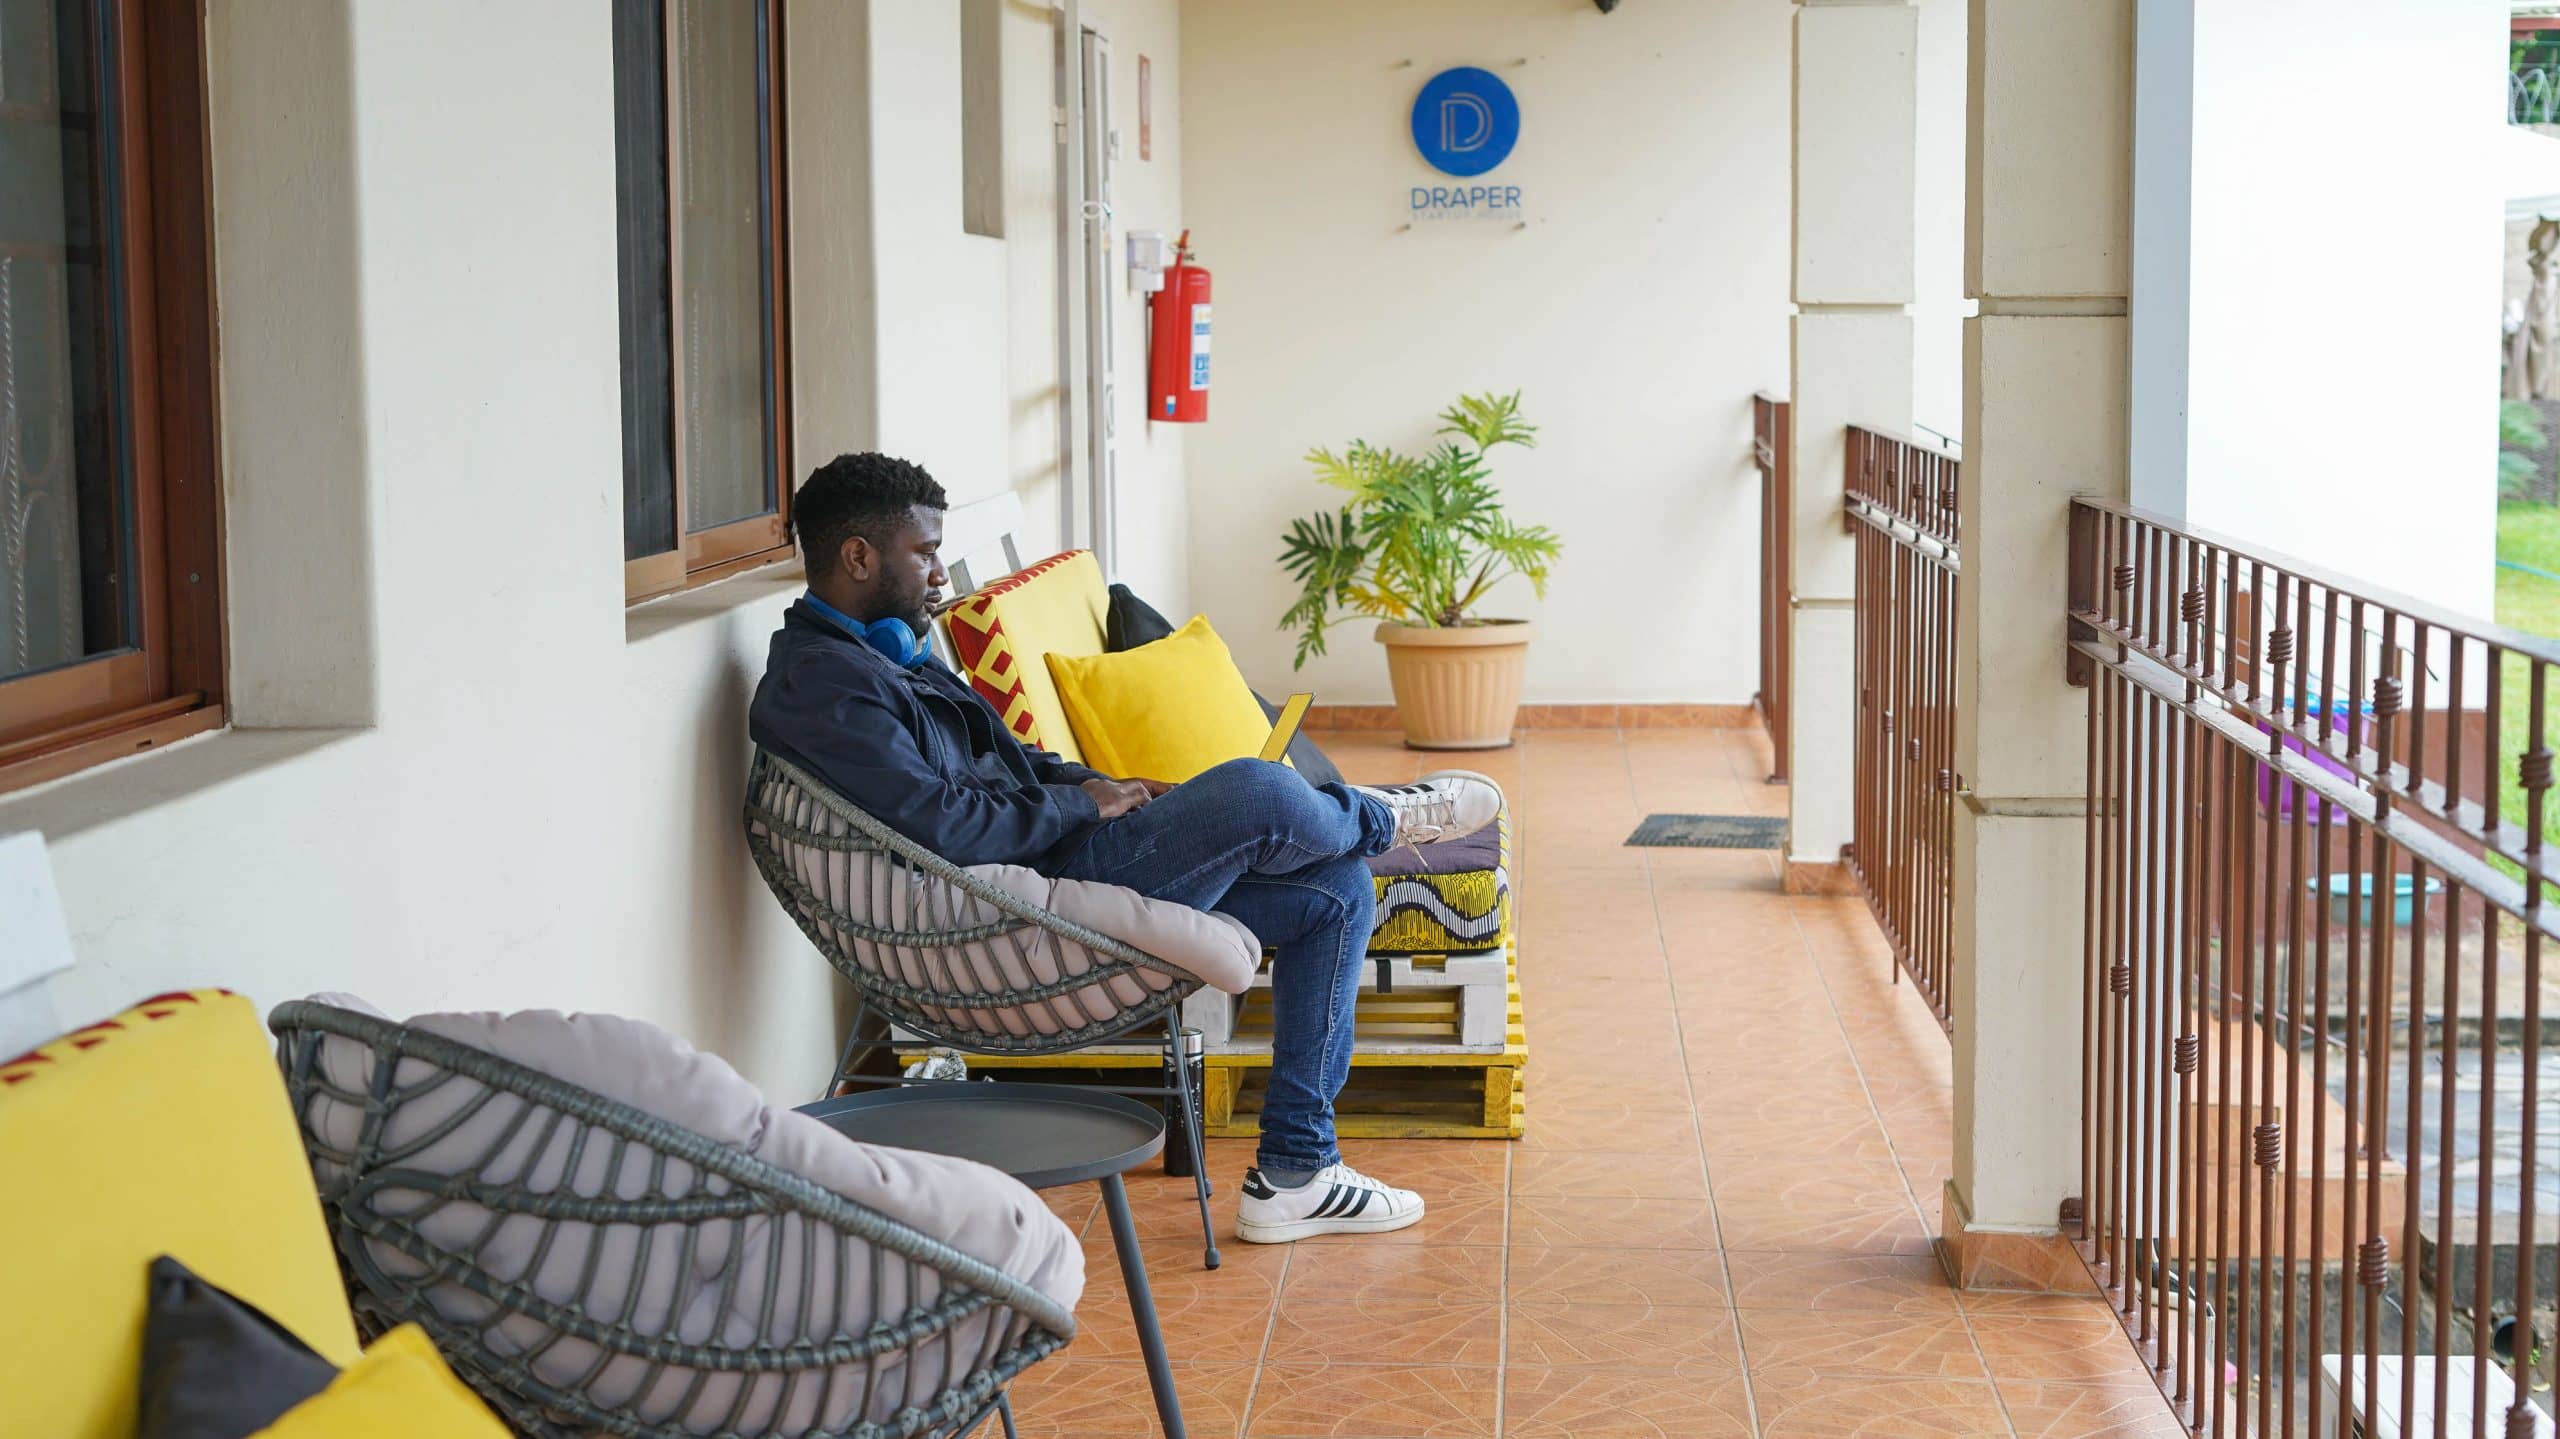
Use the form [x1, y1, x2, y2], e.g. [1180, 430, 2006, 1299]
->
[792, 452, 948, 578]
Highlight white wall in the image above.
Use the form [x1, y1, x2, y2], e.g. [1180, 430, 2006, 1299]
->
[1179, 0, 1790, 705]
[1912, 0, 1970, 442]
[2155, 0, 2505, 618]
[7, 0, 1187, 1099]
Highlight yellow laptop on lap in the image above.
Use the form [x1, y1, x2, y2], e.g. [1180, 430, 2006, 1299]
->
[1259, 692, 1314, 764]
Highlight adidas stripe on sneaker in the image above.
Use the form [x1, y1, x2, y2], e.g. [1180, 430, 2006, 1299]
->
[1236, 1162, 1425, 1243]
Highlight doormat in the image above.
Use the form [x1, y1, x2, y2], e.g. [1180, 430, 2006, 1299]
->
[1624, 814, 1787, 850]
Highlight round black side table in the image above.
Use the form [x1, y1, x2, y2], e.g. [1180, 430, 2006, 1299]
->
[797, 1083, 1194, 1439]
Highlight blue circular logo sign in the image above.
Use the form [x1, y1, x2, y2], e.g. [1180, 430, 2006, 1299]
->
[1410, 67, 1519, 178]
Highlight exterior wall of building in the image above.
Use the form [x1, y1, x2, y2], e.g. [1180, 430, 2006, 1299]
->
[1913, 0, 1972, 442]
[1176, 0, 1791, 705]
[6, 0, 1184, 1098]
[2164, 0, 2505, 617]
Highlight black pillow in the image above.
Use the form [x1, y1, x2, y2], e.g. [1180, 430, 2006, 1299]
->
[137, 1255, 340, 1439]
[1103, 583, 1348, 789]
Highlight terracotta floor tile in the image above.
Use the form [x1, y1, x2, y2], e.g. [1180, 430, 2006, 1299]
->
[1958, 1289, 2122, 1319]
[1688, 1071, 1876, 1114]
[1260, 1297, 1502, 1368]
[1724, 1251, 1964, 1313]
[1523, 1044, 1688, 1086]
[1003, 1359, 1256, 1439]
[1504, 1302, 1744, 1375]
[1698, 1109, 1899, 1160]
[1500, 1367, 1757, 1437]
[1709, 1157, 1916, 1210]
[1712, 1193, 1936, 1256]
[1508, 1244, 1729, 1308]
[1067, 1287, 1277, 1365]
[1969, 1313, 2161, 1385]
[1043, 1187, 1098, 1234]
[1507, 1194, 1722, 1250]
[1517, 1108, 1703, 1156]
[1738, 1308, 1989, 1381]
[1702, 1119, 1905, 1167]
[1528, 1069, 1702, 1112]
[1078, 1232, 1290, 1308]
[1749, 1372, 2015, 1437]
[1279, 1241, 1506, 1307]
[1510, 1148, 1709, 1200]
[1242, 1362, 1498, 1437]
[1331, 1138, 1511, 1195]
[1999, 1376, 2183, 1438]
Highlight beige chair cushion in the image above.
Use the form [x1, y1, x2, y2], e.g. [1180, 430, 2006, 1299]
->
[752, 768, 1257, 1042]
[293, 994, 1080, 1436]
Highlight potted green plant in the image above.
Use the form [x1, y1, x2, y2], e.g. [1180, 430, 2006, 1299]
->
[1278, 392, 1562, 749]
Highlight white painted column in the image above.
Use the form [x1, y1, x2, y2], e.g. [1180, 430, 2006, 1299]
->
[1943, 0, 2133, 1284]
[1787, 0, 1917, 888]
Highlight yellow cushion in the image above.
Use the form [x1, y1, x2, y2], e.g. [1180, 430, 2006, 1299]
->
[252, 1324, 510, 1438]
[942, 550, 1110, 763]
[1046, 614, 1277, 783]
[0, 990, 361, 1439]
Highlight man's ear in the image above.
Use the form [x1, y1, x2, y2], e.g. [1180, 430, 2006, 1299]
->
[838, 534, 873, 583]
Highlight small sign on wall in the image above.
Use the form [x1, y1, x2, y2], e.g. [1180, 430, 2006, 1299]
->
[1139, 55, 1152, 161]
[1406, 66, 1524, 224]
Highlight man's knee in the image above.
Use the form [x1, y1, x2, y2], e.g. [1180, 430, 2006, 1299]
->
[1309, 855, 1377, 932]
[1194, 756, 1300, 801]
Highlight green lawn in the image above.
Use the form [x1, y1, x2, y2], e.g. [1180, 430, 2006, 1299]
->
[2495, 502, 2560, 845]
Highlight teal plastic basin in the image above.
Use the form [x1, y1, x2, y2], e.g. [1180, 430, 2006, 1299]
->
[2309, 872, 2442, 928]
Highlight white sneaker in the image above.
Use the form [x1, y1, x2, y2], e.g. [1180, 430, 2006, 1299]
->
[1356, 774, 1502, 847]
[1236, 1163, 1426, 1243]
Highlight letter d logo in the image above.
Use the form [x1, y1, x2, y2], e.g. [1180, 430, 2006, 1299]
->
[1440, 93, 1493, 154]
[1410, 67, 1520, 179]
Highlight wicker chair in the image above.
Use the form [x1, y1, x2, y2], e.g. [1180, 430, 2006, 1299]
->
[270, 999, 1072, 1439]
[743, 747, 1242, 1268]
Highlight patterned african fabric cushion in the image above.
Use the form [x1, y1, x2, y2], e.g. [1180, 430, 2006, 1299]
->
[940, 550, 1110, 765]
[1364, 810, 1513, 955]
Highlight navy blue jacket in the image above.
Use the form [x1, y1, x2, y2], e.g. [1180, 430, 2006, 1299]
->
[747, 599, 1108, 869]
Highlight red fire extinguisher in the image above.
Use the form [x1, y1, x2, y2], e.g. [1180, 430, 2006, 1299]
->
[1148, 230, 1210, 423]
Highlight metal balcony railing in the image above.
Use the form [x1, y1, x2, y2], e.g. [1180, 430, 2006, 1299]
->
[1846, 424, 1961, 1032]
[2067, 497, 2560, 1439]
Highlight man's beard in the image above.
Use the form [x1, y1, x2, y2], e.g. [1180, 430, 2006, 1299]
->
[882, 575, 932, 633]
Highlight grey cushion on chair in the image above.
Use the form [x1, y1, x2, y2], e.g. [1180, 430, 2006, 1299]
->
[751, 767, 1257, 1043]
[294, 993, 1082, 1436]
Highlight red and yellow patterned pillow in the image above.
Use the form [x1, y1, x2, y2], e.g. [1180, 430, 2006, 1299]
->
[940, 550, 1111, 765]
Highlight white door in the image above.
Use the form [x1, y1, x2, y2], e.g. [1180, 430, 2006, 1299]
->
[1078, 26, 1117, 577]
[1052, 8, 1119, 577]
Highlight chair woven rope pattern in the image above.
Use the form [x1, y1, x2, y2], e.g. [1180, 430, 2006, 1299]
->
[271, 1001, 1068, 1439]
[742, 749, 1201, 1052]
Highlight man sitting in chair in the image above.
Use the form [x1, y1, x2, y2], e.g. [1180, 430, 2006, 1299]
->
[748, 453, 1500, 1244]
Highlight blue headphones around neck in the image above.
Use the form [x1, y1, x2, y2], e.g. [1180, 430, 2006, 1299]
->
[807, 591, 931, 669]
[863, 616, 928, 669]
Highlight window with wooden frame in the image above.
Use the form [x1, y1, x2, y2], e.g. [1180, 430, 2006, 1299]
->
[0, 0, 223, 795]
[615, 0, 795, 604]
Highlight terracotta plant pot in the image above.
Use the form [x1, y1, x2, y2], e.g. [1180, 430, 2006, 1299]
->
[1375, 620, 1533, 750]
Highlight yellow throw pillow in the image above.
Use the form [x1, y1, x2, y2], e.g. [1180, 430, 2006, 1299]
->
[1046, 614, 1279, 784]
[252, 1325, 510, 1438]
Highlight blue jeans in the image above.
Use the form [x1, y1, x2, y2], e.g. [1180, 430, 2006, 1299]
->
[1053, 758, 1394, 1173]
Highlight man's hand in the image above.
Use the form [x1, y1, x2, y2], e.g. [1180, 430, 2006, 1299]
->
[1080, 777, 1156, 819]
[1132, 777, 1176, 798]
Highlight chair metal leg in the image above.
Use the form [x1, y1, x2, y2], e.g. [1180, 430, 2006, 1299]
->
[1165, 1037, 1221, 1270]
[821, 1002, 872, 1103]
[1102, 1173, 1186, 1439]
[998, 1393, 1019, 1439]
